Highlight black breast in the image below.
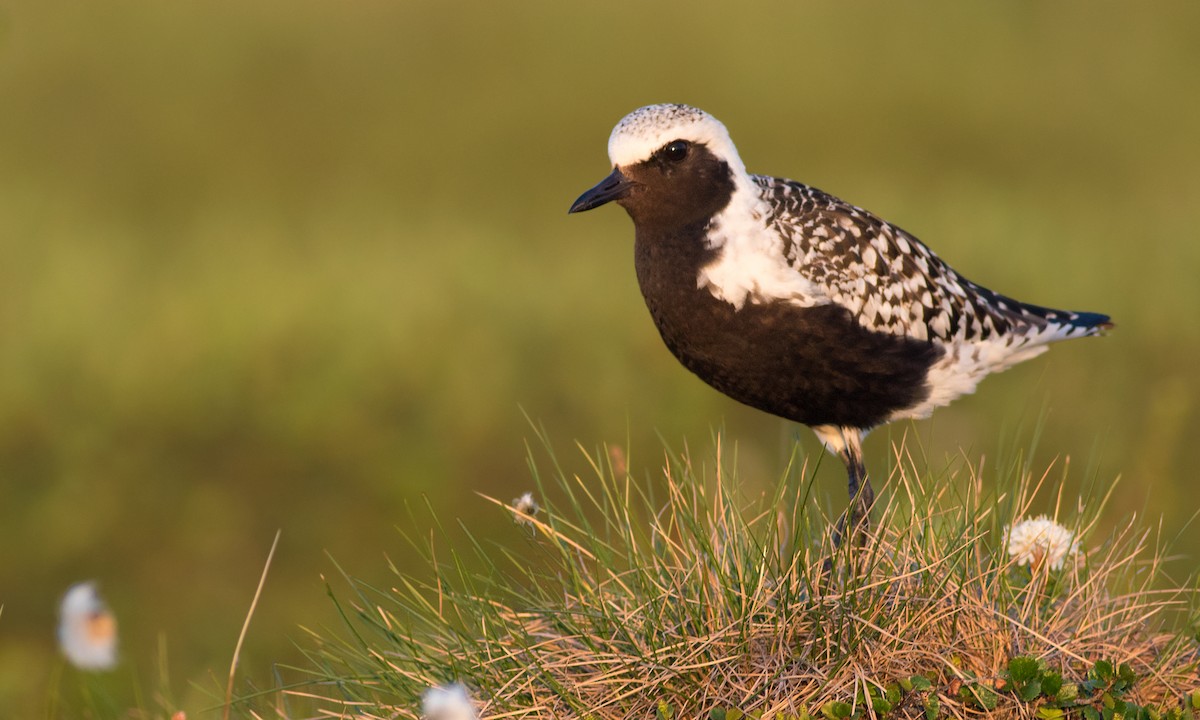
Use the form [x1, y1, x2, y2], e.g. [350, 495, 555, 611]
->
[633, 224, 944, 430]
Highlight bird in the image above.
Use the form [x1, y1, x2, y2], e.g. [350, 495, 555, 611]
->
[568, 103, 1111, 542]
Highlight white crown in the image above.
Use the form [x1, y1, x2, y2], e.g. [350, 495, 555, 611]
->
[606, 104, 746, 174]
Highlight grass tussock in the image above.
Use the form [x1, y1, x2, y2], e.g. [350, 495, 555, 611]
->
[271, 432, 1200, 719]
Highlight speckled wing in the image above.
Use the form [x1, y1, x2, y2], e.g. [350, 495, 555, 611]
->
[753, 175, 1108, 348]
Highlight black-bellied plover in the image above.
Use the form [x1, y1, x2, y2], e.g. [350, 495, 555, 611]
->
[569, 104, 1111, 541]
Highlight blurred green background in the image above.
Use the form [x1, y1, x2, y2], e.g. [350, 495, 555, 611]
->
[1, 0, 1197, 714]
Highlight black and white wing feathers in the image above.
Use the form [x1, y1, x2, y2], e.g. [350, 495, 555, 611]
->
[755, 175, 1110, 348]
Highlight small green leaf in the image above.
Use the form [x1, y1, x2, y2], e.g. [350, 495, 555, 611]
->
[909, 675, 933, 692]
[1191, 690, 1200, 710]
[727, 710, 744, 720]
[980, 686, 999, 708]
[1037, 708, 1065, 720]
[1093, 661, 1116, 683]
[710, 710, 727, 720]
[855, 686, 871, 707]
[885, 683, 901, 705]
[923, 694, 940, 720]
[1042, 672, 1064, 698]
[1056, 682, 1079, 704]
[1019, 679, 1043, 702]
[1118, 663, 1138, 685]
[1083, 707, 1101, 720]
[657, 700, 674, 720]
[1009, 656, 1041, 683]
[960, 684, 999, 710]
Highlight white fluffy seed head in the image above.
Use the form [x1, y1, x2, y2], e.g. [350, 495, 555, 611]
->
[1005, 515, 1079, 570]
[422, 683, 479, 720]
[606, 103, 745, 173]
[512, 491, 539, 526]
[58, 581, 119, 671]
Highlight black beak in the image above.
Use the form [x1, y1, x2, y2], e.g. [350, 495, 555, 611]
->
[568, 168, 633, 214]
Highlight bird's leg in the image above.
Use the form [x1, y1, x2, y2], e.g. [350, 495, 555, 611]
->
[843, 446, 874, 543]
[828, 427, 874, 548]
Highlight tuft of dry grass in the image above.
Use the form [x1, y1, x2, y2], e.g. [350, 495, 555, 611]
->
[266, 432, 1199, 720]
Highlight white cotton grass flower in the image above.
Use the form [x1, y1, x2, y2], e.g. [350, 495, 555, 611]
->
[422, 682, 479, 720]
[1005, 515, 1079, 570]
[511, 491, 539, 526]
[58, 581, 118, 671]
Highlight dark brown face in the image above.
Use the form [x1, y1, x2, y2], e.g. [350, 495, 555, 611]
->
[569, 140, 736, 231]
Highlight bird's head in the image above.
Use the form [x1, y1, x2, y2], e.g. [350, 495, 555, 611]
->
[569, 104, 745, 228]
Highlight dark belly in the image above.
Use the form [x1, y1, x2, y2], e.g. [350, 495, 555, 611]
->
[645, 288, 943, 429]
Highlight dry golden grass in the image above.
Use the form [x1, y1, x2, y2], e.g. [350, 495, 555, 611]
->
[270, 435, 1199, 720]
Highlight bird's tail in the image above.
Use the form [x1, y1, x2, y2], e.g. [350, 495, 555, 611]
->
[979, 303, 1111, 374]
[966, 278, 1112, 340]
[1011, 302, 1113, 343]
[1060, 310, 1114, 334]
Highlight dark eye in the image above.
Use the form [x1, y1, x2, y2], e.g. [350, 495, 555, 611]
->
[661, 140, 689, 163]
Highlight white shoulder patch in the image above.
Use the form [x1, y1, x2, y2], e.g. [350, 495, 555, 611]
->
[697, 182, 828, 310]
